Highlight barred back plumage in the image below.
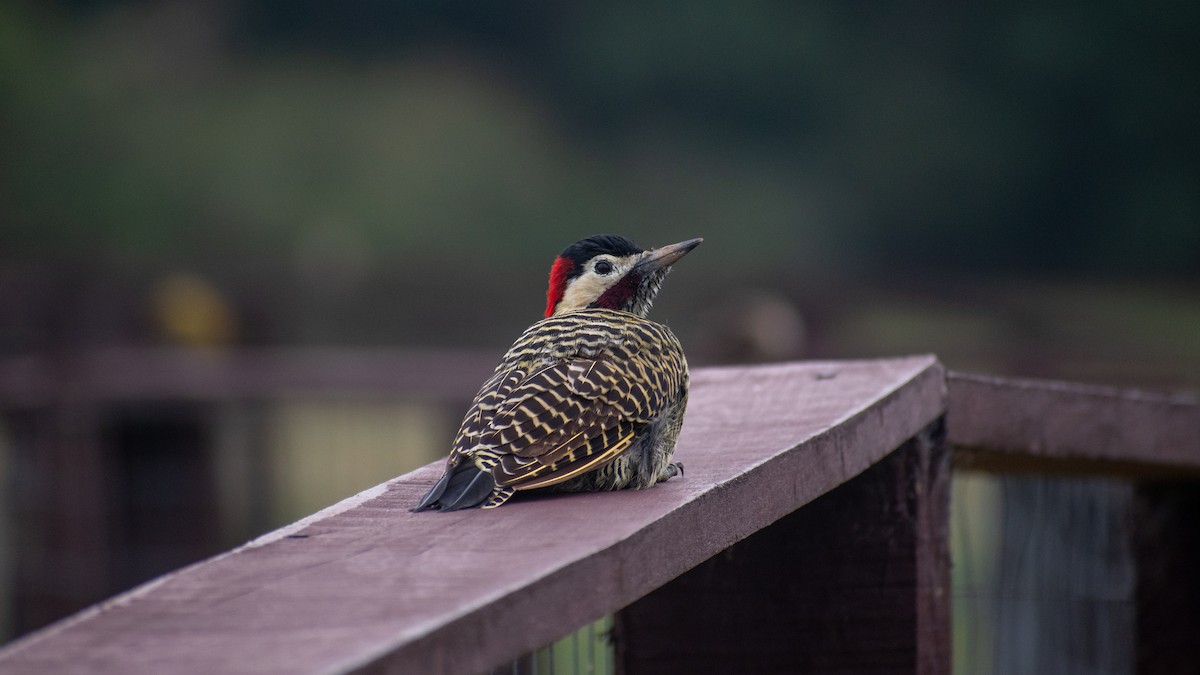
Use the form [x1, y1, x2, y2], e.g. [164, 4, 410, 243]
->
[413, 236, 699, 512]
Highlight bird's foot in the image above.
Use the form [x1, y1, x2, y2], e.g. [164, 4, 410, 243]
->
[657, 462, 684, 483]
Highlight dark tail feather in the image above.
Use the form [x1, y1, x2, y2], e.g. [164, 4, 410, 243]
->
[412, 469, 453, 512]
[411, 464, 495, 512]
[439, 467, 496, 511]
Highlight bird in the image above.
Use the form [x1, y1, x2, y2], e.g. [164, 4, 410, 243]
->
[413, 234, 702, 511]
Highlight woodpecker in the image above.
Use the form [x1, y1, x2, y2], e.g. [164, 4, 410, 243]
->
[414, 234, 702, 511]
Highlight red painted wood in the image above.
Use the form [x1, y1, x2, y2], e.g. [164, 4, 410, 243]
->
[0, 357, 945, 674]
[947, 372, 1200, 471]
[614, 422, 950, 675]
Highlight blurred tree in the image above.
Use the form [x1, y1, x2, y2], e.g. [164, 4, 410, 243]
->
[0, 0, 1196, 354]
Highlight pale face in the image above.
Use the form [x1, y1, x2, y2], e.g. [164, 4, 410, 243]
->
[553, 252, 646, 316]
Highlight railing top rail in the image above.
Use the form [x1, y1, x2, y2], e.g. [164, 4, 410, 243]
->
[0, 347, 500, 405]
[948, 371, 1200, 475]
[0, 356, 945, 675]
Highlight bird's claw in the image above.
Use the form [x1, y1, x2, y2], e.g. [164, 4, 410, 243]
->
[658, 461, 684, 482]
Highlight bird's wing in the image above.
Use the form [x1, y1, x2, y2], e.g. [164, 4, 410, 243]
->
[457, 357, 671, 490]
[449, 366, 525, 464]
[494, 419, 639, 490]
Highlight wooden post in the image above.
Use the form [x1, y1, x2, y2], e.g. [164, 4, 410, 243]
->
[1134, 482, 1200, 674]
[614, 420, 951, 674]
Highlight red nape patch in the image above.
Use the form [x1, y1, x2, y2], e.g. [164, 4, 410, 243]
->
[545, 257, 574, 317]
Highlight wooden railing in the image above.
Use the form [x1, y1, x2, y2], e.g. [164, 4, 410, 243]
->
[0, 347, 502, 635]
[0, 355, 1196, 673]
[0, 347, 499, 404]
[946, 371, 1200, 675]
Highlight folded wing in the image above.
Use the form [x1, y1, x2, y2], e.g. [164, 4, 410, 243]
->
[458, 357, 670, 491]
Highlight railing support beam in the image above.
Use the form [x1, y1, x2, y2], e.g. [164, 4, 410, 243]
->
[615, 419, 951, 674]
[1134, 482, 1200, 674]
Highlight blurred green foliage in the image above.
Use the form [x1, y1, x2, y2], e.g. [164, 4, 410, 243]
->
[4, 0, 1197, 269]
[1, 0, 1197, 384]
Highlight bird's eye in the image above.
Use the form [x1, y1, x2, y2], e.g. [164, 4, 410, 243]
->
[594, 260, 614, 275]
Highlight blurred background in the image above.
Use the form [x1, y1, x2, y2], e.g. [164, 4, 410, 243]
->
[0, 0, 1197, 667]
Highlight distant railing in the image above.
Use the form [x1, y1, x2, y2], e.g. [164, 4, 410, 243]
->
[0, 355, 1196, 673]
[0, 347, 501, 638]
[0, 347, 499, 404]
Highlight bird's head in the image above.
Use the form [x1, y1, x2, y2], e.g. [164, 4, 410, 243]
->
[545, 235, 703, 318]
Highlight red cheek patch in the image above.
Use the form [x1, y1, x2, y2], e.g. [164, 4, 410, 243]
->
[594, 273, 637, 310]
[545, 257, 574, 317]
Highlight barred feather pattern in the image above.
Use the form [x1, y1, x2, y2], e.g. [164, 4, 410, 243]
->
[445, 308, 688, 508]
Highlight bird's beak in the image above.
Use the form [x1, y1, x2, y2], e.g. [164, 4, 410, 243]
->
[636, 238, 703, 273]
